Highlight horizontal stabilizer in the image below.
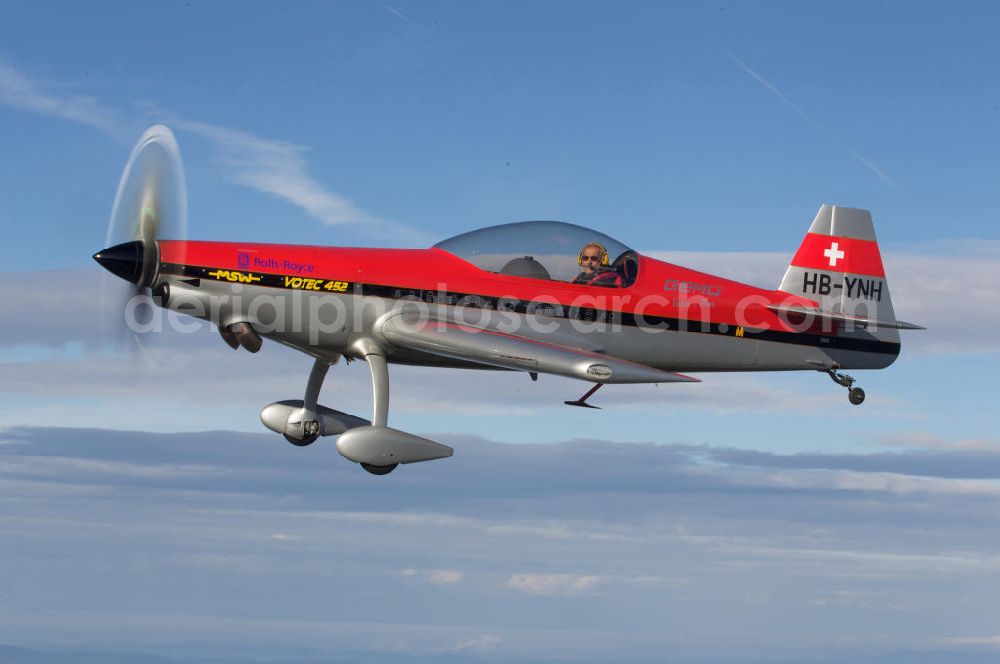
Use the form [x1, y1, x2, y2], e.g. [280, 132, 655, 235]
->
[767, 303, 925, 330]
[380, 314, 699, 384]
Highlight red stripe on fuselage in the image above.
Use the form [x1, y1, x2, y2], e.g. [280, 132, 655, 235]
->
[791, 233, 885, 277]
[158, 240, 816, 333]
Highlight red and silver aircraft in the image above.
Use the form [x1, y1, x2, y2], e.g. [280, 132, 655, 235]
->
[94, 126, 923, 475]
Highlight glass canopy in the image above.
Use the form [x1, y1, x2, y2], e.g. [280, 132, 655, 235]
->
[433, 220, 637, 286]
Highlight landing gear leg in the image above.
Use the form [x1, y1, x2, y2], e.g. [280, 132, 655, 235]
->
[824, 368, 865, 406]
[334, 341, 451, 474]
[283, 358, 329, 446]
[359, 350, 397, 475]
[366, 351, 389, 429]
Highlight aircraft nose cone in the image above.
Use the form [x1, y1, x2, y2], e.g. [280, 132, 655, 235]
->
[93, 240, 146, 284]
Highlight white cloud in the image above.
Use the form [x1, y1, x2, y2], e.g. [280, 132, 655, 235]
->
[0, 455, 226, 480]
[173, 118, 427, 243]
[483, 522, 632, 542]
[0, 61, 124, 137]
[878, 432, 1000, 453]
[450, 633, 503, 652]
[808, 589, 908, 611]
[754, 468, 1000, 498]
[673, 531, 1000, 576]
[399, 568, 465, 585]
[505, 573, 604, 596]
[645, 250, 789, 289]
[0, 60, 419, 243]
[936, 635, 1000, 648]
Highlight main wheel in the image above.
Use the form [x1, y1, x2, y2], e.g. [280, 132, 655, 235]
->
[284, 432, 318, 447]
[848, 387, 866, 405]
[361, 462, 398, 475]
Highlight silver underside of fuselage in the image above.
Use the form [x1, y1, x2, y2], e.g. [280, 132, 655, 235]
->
[161, 277, 898, 375]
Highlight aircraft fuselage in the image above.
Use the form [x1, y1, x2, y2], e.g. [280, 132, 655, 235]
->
[152, 240, 899, 374]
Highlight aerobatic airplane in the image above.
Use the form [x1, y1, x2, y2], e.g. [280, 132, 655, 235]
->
[94, 126, 923, 475]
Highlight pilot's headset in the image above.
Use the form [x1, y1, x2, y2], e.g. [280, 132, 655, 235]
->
[578, 242, 610, 266]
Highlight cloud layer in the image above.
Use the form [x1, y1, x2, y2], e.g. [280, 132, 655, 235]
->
[2, 426, 1000, 662]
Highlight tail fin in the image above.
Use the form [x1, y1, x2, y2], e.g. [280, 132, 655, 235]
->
[778, 205, 900, 331]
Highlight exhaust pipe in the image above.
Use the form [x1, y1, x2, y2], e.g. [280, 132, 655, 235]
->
[228, 322, 262, 353]
[218, 325, 240, 350]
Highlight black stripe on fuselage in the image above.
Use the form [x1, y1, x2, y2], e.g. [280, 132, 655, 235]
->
[159, 262, 900, 356]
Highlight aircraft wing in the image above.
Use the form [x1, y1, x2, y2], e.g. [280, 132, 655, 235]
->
[380, 314, 699, 384]
[767, 304, 925, 330]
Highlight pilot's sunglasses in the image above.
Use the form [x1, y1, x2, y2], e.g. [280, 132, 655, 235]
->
[581, 255, 602, 262]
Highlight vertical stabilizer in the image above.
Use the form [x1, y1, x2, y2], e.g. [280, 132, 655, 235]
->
[779, 205, 899, 341]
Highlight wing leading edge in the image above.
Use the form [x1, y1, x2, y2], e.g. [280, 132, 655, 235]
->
[379, 314, 699, 384]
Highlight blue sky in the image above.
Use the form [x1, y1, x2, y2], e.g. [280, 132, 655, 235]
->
[1, 2, 999, 662]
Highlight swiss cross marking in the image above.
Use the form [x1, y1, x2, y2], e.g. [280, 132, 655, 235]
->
[823, 241, 845, 267]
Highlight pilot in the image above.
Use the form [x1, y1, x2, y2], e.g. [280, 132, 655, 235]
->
[573, 242, 621, 287]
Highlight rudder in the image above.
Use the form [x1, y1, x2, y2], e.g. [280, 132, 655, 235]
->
[779, 205, 898, 328]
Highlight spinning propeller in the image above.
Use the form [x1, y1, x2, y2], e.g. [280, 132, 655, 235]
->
[94, 125, 187, 350]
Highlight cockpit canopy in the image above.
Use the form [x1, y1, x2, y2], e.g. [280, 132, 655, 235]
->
[433, 220, 638, 287]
